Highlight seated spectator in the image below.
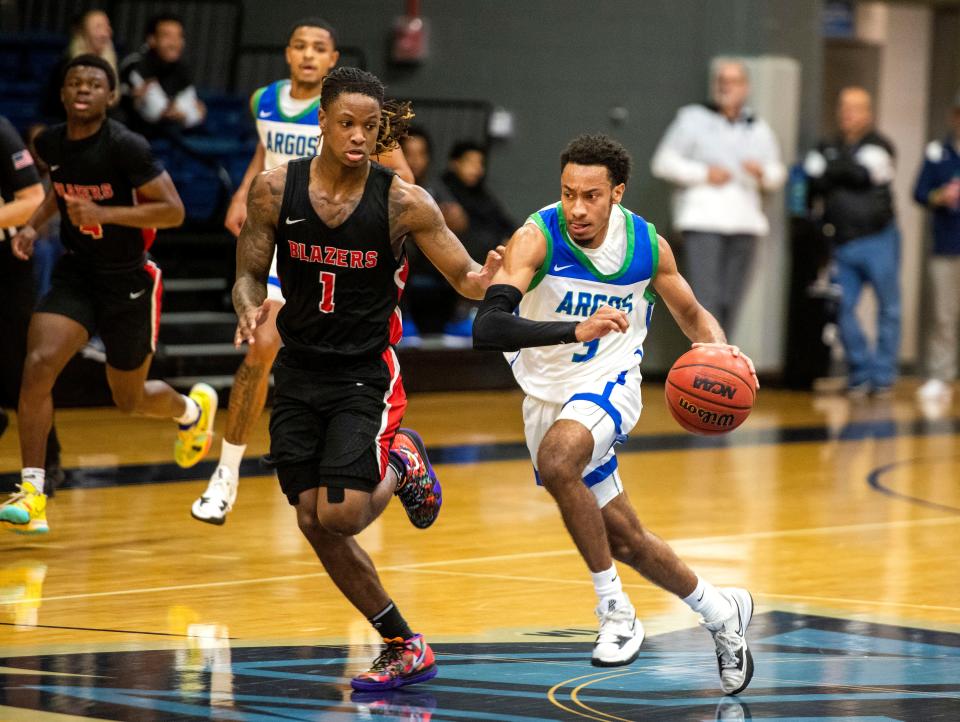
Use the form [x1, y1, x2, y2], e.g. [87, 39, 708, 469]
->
[437, 141, 514, 262]
[41, 10, 118, 120]
[399, 126, 433, 190]
[396, 127, 458, 345]
[436, 141, 515, 345]
[119, 14, 206, 135]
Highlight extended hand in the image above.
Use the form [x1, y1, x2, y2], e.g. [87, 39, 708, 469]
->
[224, 194, 248, 236]
[466, 245, 506, 291]
[742, 160, 764, 182]
[10, 224, 38, 260]
[576, 305, 629, 342]
[707, 166, 732, 185]
[65, 194, 104, 227]
[234, 304, 269, 347]
[692, 341, 759, 390]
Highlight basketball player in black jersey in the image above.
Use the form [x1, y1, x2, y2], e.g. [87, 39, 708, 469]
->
[234, 67, 502, 692]
[0, 55, 218, 535]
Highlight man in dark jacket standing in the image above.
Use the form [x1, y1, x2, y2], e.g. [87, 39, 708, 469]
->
[805, 87, 900, 396]
[913, 92, 960, 402]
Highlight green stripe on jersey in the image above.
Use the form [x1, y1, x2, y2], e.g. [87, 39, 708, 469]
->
[250, 85, 267, 118]
[526, 213, 554, 292]
[643, 222, 659, 303]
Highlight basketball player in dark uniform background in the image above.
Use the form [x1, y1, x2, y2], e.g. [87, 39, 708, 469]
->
[234, 67, 502, 691]
[0, 115, 62, 493]
[0, 55, 217, 535]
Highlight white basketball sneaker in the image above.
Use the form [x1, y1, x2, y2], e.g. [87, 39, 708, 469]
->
[591, 600, 644, 667]
[703, 587, 755, 695]
[190, 466, 238, 525]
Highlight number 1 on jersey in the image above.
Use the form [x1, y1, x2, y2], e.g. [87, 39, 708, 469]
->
[318, 271, 336, 313]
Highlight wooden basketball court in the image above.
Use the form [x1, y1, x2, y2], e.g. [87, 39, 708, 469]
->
[0, 382, 958, 720]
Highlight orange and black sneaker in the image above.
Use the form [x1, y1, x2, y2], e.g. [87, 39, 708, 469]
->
[350, 634, 438, 691]
[392, 429, 442, 529]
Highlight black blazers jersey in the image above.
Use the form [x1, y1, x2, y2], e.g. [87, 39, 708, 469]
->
[35, 119, 165, 273]
[274, 158, 406, 362]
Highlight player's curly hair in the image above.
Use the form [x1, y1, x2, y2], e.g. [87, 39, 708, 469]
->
[321, 67, 414, 154]
[560, 134, 632, 186]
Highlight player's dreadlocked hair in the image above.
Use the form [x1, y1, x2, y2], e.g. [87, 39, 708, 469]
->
[321, 67, 414, 154]
[560, 134, 632, 186]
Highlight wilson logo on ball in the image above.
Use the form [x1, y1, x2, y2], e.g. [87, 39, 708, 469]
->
[678, 397, 735, 428]
[692, 376, 737, 399]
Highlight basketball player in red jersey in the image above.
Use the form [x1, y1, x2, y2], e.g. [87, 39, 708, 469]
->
[234, 67, 501, 691]
[473, 134, 759, 693]
[0, 55, 217, 535]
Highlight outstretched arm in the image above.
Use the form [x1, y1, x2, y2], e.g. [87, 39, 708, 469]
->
[472, 222, 628, 351]
[232, 168, 284, 345]
[652, 235, 758, 387]
[389, 177, 502, 299]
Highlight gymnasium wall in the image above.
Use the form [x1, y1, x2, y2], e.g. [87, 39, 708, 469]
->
[239, 0, 825, 372]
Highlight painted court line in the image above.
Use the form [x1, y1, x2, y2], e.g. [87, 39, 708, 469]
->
[7, 515, 958, 606]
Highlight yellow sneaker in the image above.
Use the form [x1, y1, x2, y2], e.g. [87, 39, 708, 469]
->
[175, 383, 219, 468]
[0, 481, 49, 535]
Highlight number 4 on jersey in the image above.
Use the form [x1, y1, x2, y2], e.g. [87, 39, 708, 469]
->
[318, 271, 335, 313]
[79, 224, 103, 239]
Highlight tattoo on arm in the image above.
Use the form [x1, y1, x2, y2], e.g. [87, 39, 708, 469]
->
[233, 169, 283, 314]
[389, 179, 476, 287]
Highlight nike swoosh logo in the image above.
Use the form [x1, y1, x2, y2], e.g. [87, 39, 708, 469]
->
[285, 217, 306, 225]
[553, 264, 574, 272]
[697, 591, 704, 602]
[259, 110, 271, 118]
[129, 289, 146, 299]
[411, 643, 426, 667]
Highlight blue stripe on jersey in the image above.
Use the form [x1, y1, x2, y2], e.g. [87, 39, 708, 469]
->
[533, 204, 653, 287]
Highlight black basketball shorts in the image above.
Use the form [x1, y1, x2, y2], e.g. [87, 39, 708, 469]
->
[37, 254, 162, 371]
[265, 347, 407, 505]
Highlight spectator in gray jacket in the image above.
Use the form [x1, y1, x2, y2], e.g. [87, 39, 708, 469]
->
[651, 59, 785, 338]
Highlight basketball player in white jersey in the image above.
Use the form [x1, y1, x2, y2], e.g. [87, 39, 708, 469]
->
[191, 18, 413, 523]
[473, 135, 760, 694]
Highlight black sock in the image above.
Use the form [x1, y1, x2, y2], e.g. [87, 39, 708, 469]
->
[387, 450, 406, 488]
[368, 601, 413, 641]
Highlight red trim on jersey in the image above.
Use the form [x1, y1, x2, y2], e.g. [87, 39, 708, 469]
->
[144, 260, 163, 351]
[134, 190, 158, 250]
[389, 257, 410, 345]
[376, 347, 407, 479]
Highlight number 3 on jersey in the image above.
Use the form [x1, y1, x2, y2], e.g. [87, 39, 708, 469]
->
[318, 271, 336, 313]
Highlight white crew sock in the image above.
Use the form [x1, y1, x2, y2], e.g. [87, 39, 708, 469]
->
[22, 468, 45, 494]
[682, 577, 733, 625]
[175, 396, 201, 426]
[591, 564, 629, 613]
[219, 441, 246, 477]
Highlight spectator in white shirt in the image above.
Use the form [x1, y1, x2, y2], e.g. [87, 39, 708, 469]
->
[651, 60, 785, 337]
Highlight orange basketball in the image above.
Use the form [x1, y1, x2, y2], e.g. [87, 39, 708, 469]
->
[664, 346, 756, 435]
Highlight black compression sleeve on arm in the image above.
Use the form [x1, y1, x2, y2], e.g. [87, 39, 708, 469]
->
[473, 284, 579, 352]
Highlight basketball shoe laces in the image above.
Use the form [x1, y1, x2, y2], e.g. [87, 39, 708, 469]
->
[394, 447, 427, 507]
[1, 483, 33, 509]
[711, 628, 744, 670]
[368, 638, 413, 677]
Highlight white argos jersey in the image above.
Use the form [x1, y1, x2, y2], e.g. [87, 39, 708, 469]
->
[251, 79, 322, 170]
[508, 202, 659, 404]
